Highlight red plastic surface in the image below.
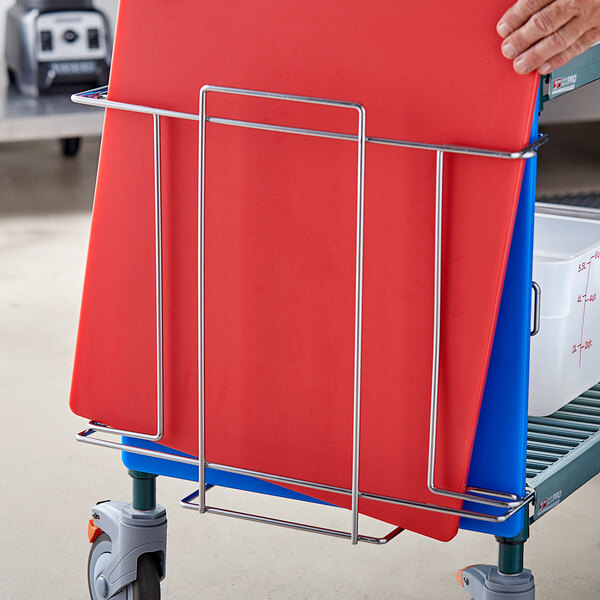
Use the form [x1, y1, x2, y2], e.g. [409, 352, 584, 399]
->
[70, 0, 539, 541]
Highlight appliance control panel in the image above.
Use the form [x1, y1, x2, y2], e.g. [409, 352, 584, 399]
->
[36, 11, 107, 62]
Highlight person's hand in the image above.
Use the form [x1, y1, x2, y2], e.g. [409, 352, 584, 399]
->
[496, 0, 600, 75]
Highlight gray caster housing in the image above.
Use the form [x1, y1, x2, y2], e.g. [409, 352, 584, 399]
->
[457, 513, 535, 599]
[457, 565, 535, 600]
[87, 500, 167, 600]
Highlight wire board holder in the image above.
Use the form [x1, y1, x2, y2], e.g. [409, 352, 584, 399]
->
[73, 85, 545, 545]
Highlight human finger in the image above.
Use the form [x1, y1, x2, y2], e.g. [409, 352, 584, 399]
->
[500, 0, 574, 59]
[537, 28, 600, 74]
[510, 17, 588, 74]
[496, 0, 555, 39]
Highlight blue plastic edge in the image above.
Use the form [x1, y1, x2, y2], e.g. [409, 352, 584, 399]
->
[460, 91, 540, 536]
[121, 436, 330, 506]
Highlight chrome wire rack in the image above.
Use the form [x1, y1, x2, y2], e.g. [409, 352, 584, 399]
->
[73, 85, 546, 545]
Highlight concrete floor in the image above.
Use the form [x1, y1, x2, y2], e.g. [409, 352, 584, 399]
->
[0, 128, 599, 599]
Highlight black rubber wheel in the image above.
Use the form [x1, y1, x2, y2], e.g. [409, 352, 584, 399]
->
[88, 532, 161, 599]
[60, 137, 81, 157]
[131, 553, 161, 600]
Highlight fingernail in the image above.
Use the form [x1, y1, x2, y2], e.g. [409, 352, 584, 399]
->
[497, 22, 510, 37]
[539, 62, 551, 74]
[502, 42, 517, 59]
[514, 58, 529, 74]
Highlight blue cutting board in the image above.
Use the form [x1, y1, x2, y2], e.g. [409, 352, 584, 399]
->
[460, 94, 539, 537]
[122, 436, 329, 505]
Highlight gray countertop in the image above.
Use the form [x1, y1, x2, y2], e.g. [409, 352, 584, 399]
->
[0, 82, 104, 142]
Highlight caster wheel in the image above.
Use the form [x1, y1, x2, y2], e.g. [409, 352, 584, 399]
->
[88, 533, 161, 600]
[131, 554, 161, 600]
[60, 137, 81, 157]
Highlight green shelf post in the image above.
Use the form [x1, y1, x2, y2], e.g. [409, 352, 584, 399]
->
[496, 510, 529, 576]
[129, 470, 157, 512]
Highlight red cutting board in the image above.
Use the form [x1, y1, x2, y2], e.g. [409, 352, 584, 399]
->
[70, 0, 539, 541]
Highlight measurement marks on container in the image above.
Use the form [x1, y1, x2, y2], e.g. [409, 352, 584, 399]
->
[572, 340, 593, 354]
[574, 251, 600, 367]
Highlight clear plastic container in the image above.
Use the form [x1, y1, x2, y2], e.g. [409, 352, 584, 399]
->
[529, 213, 600, 416]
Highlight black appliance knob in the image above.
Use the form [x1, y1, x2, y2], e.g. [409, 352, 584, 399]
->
[64, 30, 79, 43]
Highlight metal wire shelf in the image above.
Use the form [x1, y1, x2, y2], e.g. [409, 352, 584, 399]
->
[526, 382, 600, 520]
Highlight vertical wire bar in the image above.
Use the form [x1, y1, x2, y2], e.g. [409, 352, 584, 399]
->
[425, 153, 518, 508]
[350, 106, 367, 544]
[198, 89, 207, 514]
[152, 114, 165, 442]
[427, 150, 444, 491]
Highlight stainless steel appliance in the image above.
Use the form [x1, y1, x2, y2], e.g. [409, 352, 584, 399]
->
[5, 0, 111, 97]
